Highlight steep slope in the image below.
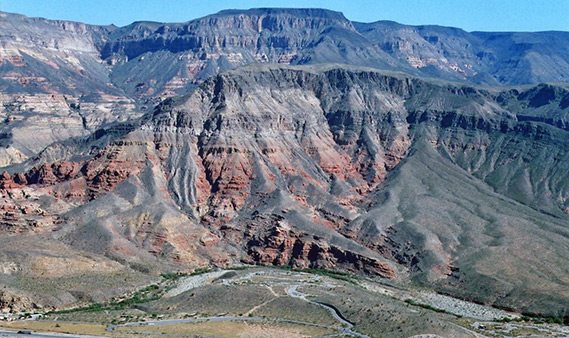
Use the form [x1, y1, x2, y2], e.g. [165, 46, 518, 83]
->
[472, 31, 569, 85]
[3, 64, 569, 316]
[345, 132, 569, 315]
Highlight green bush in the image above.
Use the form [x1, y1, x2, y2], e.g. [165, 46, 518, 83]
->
[273, 265, 357, 283]
[404, 299, 453, 315]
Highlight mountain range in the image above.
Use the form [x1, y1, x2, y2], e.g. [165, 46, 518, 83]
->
[2, 8, 569, 319]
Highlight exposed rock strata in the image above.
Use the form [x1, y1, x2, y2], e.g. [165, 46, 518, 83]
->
[3, 8, 567, 314]
[2, 59, 569, 315]
[3, 9, 569, 168]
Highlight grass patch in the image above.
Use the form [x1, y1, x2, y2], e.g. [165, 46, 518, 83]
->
[115, 320, 334, 338]
[0, 321, 110, 336]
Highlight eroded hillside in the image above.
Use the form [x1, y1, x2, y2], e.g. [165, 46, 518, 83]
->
[2, 64, 569, 317]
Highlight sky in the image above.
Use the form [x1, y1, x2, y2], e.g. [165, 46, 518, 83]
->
[2, 0, 568, 32]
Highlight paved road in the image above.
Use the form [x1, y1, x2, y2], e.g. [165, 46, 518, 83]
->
[114, 283, 371, 338]
[287, 285, 370, 338]
[0, 330, 99, 338]
[116, 315, 261, 328]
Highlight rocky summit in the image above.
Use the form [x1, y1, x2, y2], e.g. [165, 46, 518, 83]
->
[2, 8, 569, 323]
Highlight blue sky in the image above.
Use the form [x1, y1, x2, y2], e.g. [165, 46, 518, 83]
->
[2, 0, 568, 32]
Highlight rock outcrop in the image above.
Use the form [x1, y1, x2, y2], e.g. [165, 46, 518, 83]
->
[0, 291, 36, 313]
[3, 9, 569, 167]
[3, 64, 568, 315]
[99, 65, 569, 315]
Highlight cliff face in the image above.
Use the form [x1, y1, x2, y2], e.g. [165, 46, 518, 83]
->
[103, 9, 363, 101]
[149, 67, 569, 315]
[4, 8, 569, 103]
[103, 8, 569, 99]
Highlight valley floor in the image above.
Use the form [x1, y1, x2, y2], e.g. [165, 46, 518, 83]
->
[1, 267, 569, 338]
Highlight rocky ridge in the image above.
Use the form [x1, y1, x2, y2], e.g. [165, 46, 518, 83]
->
[3, 9, 569, 167]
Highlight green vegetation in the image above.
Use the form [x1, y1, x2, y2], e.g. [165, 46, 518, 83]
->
[47, 281, 168, 315]
[16, 267, 554, 338]
[18, 313, 32, 320]
[142, 284, 160, 292]
[162, 267, 215, 280]
[47, 267, 217, 316]
[495, 315, 566, 325]
[404, 299, 457, 316]
[47, 290, 162, 315]
[191, 267, 215, 275]
[160, 272, 187, 281]
[226, 266, 250, 271]
[274, 265, 357, 284]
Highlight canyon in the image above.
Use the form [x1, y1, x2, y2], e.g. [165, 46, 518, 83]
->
[2, 8, 569, 323]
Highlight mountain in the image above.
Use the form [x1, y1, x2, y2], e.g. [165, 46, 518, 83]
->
[0, 12, 140, 168]
[3, 8, 569, 169]
[2, 8, 569, 319]
[2, 63, 569, 317]
[3, 8, 569, 168]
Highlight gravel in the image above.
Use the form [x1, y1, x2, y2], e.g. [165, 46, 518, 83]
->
[415, 291, 519, 321]
[361, 281, 518, 321]
[163, 271, 227, 298]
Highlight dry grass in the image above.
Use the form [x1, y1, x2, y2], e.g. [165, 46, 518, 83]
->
[116, 320, 334, 338]
[507, 327, 555, 336]
[303, 284, 473, 338]
[253, 296, 339, 326]
[145, 284, 276, 316]
[0, 320, 111, 336]
[47, 308, 147, 323]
